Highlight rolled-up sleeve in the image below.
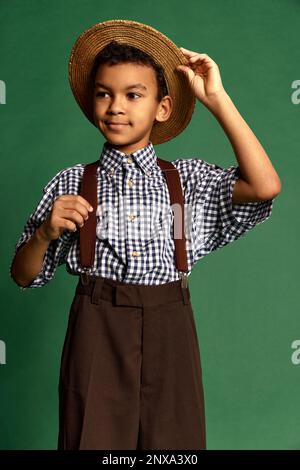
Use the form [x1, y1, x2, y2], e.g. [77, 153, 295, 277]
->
[219, 164, 273, 232]
[192, 161, 274, 260]
[10, 170, 75, 290]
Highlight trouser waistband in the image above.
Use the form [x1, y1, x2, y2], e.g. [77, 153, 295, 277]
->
[75, 274, 190, 307]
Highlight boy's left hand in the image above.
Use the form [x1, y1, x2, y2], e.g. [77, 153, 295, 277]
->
[176, 47, 226, 107]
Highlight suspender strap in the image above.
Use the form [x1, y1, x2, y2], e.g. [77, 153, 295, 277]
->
[79, 160, 98, 268]
[79, 157, 188, 277]
[156, 158, 188, 273]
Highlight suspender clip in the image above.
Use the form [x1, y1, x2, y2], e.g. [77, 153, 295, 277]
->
[179, 271, 188, 289]
[80, 269, 90, 285]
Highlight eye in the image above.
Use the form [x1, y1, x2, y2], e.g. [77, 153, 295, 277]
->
[95, 91, 108, 98]
[95, 91, 141, 99]
[127, 92, 141, 99]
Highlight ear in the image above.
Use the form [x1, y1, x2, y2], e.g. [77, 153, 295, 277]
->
[155, 95, 173, 123]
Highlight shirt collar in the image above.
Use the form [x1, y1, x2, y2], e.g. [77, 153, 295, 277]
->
[99, 140, 157, 176]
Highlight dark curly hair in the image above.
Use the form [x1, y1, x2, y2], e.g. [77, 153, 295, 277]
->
[90, 41, 169, 102]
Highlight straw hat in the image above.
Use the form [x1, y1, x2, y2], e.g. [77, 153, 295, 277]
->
[68, 19, 196, 145]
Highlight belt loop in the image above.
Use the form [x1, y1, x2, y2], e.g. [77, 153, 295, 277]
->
[91, 278, 104, 305]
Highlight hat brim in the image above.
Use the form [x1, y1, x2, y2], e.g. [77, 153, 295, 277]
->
[69, 19, 196, 145]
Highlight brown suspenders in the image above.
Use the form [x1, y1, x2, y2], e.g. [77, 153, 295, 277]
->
[79, 161, 99, 270]
[79, 158, 189, 288]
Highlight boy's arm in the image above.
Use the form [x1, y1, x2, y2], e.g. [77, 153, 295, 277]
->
[11, 225, 51, 288]
[176, 48, 282, 203]
[204, 89, 281, 203]
[9, 166, 87, 290]
[11, 191, 91, 288]
[11, 190, 92, 287]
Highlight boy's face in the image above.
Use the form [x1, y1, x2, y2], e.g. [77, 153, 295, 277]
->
[93, 62, 172, 154]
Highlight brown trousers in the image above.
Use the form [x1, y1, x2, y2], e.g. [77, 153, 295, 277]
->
[57, 276, 206, 450]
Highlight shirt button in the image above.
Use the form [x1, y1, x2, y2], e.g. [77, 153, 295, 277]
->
[109, 169, 115, 176]
[127, 156, 133, 164]
[132, 251, 140, 257]
[128, 179, 134, 188]
[128, 214, 136, 221]
[145, 170, 152, 177]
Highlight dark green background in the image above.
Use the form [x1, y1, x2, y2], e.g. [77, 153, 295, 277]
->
[1, 0, 298, 450]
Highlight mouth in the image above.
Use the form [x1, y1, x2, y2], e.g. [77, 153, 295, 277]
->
[105, 122, 129, 131]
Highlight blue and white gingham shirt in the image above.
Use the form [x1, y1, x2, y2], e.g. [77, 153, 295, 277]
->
[10, 140, 274, 290]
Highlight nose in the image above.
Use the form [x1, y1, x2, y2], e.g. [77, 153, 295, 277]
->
[107, 95, 125, 114]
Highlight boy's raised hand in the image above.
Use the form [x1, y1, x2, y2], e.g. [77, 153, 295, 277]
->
[37, 195, 94, 242]
[176, 47, 225, 107]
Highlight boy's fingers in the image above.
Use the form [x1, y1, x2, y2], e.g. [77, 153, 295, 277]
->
[189, 55, 207, 64]
[181, 49, 212, 66]
[179, 47, 198, 57]
[76, 195, 94, 212]
[61, 209, 86, 228]
[56, 197, 92, 222]
[59, 194, 93, 212]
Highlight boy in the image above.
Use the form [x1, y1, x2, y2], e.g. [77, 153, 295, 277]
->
[10, 20, 281, 450]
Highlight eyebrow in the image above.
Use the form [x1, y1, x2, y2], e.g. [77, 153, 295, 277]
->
[94, 82, 147, 91]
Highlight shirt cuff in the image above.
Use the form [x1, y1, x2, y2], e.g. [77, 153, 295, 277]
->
[219, 166, 273, 230]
